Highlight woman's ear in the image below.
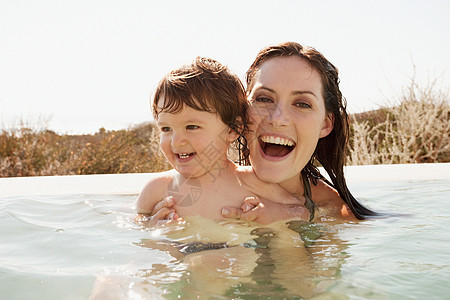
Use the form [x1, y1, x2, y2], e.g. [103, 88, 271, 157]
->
[319, 113, 334, 138]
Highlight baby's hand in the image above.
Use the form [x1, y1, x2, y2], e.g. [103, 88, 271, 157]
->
[135, 196, 182, 226]
[221, 196, 309, 225]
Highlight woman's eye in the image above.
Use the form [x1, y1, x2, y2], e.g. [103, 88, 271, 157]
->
[254, 96, 273, 103]
[294, 102, 312, 109]
[186, 125, 199, 130]
[160, 127, 171, 132]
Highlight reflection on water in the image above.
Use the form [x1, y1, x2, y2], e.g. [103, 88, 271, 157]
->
[1, 179, 450, 299]
[90, 216, 350, 299]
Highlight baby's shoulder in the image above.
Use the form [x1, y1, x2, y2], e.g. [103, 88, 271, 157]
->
[141, 170, 176, 192]
[136, 170, 176, 213]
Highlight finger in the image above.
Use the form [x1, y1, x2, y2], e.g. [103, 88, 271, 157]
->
[242, 203, 256, 213]
[240, 211, 258, 222]
[156, 219, 170, 226]
[135, 213, 151, 223]
[152, 196, 175, 215]
[221, 207, 243, 219]
[167, 211, 180, 220]
[149, 207, 176, 225]
[242, 196, 261, 213]
[240, 204, 265, 223]
[158, 216, 185, 227]
[243, 196, 261, 206]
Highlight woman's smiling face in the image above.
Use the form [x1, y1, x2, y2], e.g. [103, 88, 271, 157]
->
[247, 56, 333, 193]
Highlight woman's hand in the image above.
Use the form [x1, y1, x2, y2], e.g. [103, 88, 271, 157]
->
[135, 196, 181, 226]
[221, 196, 310, 225]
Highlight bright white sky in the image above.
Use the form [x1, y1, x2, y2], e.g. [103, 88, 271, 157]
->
[1, 0, 449, 134]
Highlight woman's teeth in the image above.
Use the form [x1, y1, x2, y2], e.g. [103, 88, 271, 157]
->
[259, 135, 295, 157]
[260, 136, 294, 146]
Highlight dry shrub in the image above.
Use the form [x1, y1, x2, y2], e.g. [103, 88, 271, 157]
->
[349, 79, 449, 165]
[0, 128, 61, 176]
[0, 123, 171, 177]
[73, 125, 169, 174]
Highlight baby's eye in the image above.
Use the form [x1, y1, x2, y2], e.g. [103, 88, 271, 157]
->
[255, 96, 273, 103]
[160, 127, 171, 132]
[186, 125, 199, 130]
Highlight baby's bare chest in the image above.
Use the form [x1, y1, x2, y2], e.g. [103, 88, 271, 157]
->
[167, 179, 254, 219]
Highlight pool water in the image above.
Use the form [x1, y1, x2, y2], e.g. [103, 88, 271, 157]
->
[1, 164, 449, 299]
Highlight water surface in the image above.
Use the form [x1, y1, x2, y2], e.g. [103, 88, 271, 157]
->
[1, 165, 449, 299]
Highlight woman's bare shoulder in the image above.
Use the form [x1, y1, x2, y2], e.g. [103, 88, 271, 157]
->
[311, 179, 356, 219]
[311, 179, 340, 204]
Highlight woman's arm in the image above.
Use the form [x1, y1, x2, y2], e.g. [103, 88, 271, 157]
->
[222, 168, 310, 224]
[222, 196, 310, 225]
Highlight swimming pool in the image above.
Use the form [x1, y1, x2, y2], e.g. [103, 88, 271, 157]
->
[1, 163, 449, 299]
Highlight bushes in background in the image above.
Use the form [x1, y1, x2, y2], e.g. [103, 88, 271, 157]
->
[0, 123, 170, 177]
[348, 79, 449, 165]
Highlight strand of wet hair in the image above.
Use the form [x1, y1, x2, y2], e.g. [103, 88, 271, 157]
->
[229, 124, 250, 166]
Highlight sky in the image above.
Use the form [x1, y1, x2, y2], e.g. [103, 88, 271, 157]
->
[1, 0, 449, 134]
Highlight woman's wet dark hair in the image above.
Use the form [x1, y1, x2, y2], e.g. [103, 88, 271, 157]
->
[246, 42, 377, 219]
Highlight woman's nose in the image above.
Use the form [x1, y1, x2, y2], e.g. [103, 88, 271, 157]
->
[267, 104, 289, 127]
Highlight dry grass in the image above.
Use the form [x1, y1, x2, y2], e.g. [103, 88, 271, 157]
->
[348, 79, 449, 165]
[0, 123, 171, 177]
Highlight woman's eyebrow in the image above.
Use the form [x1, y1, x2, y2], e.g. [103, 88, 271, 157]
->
[258, 86, 275, 93]
[258, 86, 317, 98]
[292, 90, 317, 97]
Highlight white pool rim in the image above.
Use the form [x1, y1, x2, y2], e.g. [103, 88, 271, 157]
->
[1, 163, 449, 198]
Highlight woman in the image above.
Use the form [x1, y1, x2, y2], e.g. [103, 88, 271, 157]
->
[221, 42, 377, 223]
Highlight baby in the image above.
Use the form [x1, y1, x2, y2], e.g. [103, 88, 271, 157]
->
[136, 57, 307, 224]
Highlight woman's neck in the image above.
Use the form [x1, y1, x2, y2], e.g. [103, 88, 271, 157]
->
[278, 174, 304, 197]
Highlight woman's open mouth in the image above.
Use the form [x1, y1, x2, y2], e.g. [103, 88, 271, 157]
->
[258, 135, 295, 158]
